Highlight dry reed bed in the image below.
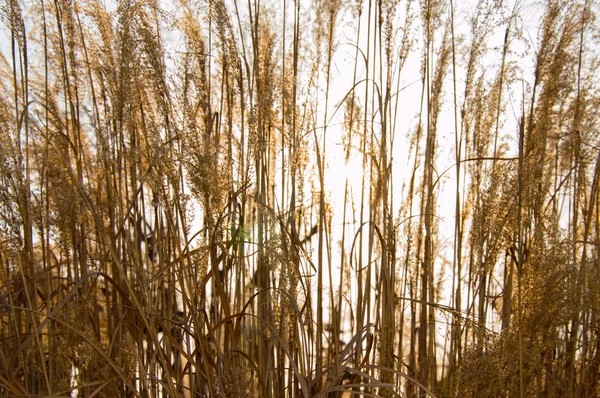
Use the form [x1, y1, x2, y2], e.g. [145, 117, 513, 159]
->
[0, 0, 599, 396]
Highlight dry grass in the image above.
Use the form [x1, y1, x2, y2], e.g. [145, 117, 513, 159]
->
[0, 0, 599, 397]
